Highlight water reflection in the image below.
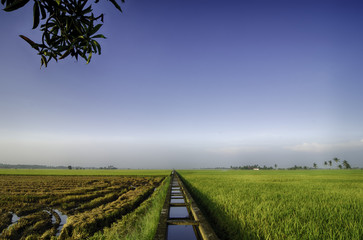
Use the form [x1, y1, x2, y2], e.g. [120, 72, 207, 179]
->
[169, 207, 189, 219]
[11, 212, 20, 224]
[54, 209, 68, 236]
[167, 225, 197, 240]
[6, 212, 20, 230]
[170, 198, 185, 204]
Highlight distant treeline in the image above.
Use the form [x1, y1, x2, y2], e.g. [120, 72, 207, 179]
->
[0, 163, 118, 170]
[230, 164, 319, 170]
[0, 163, 67, 169]
[287, 165, 312, 170]
[230, 164, 274, 170]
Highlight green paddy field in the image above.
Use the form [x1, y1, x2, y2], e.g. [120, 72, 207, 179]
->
[179, 169, 363, 240]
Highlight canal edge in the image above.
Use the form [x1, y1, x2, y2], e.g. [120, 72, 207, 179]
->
[154, 170, 219, 240]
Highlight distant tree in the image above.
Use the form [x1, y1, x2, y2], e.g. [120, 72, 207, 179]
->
[342, 160, 351, 169]
[230, 164, 262, 170]
[1, 0, 124, 67]
[68, 165, 72, 170]
[274, 164, 277, 170]
[313, 162, 317, 169]
[324, 161, 328, 168]
[288, 165, 309, 170]
[328, 160, 332, 168]
[333, 157, 340, 164]
[338, 164, 342, 169]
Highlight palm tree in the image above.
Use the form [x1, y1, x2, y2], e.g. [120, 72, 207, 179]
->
[342, 160, 352, 169]
[313, 162, 317, 169]
[338, 164, 342, 169]
[333, 157, 339, 168]
[328, 160, 332, 169]
[324, 161, 328, 168]
[274, 164, 277, 170]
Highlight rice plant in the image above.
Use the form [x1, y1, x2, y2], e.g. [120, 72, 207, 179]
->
[179, 170, 363, 240]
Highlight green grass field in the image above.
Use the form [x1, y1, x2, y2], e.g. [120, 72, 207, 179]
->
[0, 168, 171, 176]
[179, 169, 363, 240]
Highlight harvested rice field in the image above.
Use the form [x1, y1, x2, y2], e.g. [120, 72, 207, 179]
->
[0, 174, 166, 239]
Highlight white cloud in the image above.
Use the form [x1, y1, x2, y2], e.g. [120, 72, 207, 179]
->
[286, 140, 363, 153]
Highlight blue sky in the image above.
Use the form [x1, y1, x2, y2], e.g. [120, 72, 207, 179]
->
[1, 0, 362, 168]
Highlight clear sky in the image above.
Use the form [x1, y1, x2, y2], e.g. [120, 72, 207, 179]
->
[1, 0, 362, 169]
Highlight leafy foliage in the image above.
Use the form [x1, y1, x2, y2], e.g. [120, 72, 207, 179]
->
[2, 0, 124, 67]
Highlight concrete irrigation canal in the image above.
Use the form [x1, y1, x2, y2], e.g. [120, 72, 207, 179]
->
[154, 171, 219, 240]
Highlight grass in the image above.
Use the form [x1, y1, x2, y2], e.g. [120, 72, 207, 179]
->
[90, 175, 170, 240]
[0, 168, 171, 176]
[178, 169, 363, 240]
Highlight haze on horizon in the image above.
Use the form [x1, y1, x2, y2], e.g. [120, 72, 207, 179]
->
[1, 0, 362, 169]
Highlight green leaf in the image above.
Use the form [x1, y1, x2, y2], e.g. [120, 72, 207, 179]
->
[92, 34, 106, 39]
[81, 5, 92, 15]
[108, 0, 122, 12]
[91, 41, 97, 53]
[89, 24, 102, 36]
[32, 1, 40, 29]
[41, 55, 47, 68]
[59, 41, 77, 60]
[59, 49, 71, 60]
[3, 0, 30, 12]
[19, 35, 39, 50]
[86, 52, 92, 64]
[39, 3, 46, 19]
[79, 0, 88, 11]
[94, 41, 101, 54]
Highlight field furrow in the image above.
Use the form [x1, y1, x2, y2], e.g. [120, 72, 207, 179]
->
[0, 175, 165, 239]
